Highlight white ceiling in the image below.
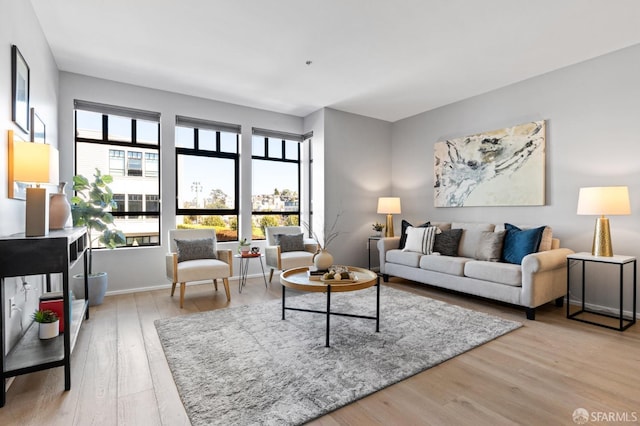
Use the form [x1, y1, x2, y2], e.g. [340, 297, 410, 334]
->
[31, 0, 640, 122]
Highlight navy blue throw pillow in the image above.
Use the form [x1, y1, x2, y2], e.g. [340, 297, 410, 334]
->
[501, 223, 546, 265]
[398, 220, 430, 249]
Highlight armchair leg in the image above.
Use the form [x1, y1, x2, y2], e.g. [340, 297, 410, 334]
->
[213, 279, 218, 291]
[222, 278, 231, 302]
[171, 282, 177, 297]
[179, 282, 186, 308]
[269, 269, 275, 283]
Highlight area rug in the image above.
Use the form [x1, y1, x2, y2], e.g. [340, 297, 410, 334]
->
[155, 286, 521, 426]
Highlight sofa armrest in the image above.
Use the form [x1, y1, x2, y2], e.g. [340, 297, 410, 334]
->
[265, 245, 281, 269]
[377, 237, 400, 274]
[522, 248, 575, 274]
[303, 239, 319, 254]
[216, 249, 233, 276]
[166, 253, 178, 282]
[521, 248, 575, 308]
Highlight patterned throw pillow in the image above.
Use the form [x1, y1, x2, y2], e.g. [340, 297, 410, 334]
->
[402, 226, 437, 255]
[433, 228, 463, 257]
[175, 238, 216, 263]
[274, 233, 305, 252]
[398, 220, 430, 249]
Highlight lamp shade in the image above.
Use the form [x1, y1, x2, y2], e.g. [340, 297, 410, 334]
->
[377, 197, 401, 214]
[13, 141, 55, 184]
[577, 186, 631, 216]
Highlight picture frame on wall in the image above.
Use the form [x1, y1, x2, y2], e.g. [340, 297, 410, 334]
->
[31, 108, 46, 143]
[11, 45, 30, 133]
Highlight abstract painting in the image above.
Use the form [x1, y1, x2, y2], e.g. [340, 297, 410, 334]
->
[434, 121, 545, 207]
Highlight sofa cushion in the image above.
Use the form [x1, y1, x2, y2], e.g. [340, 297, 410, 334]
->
[399, 219, 430, 249]
[431, 222, 452, 231]
[475, 231, 506, 262]
[453, 223, 496, 259]
[419, 254, 471, 276]
[403, 226, 437, 254]
[175, 238, 217, 262]
[386, 249, 422, 268]
[432, 228, 463, 256]
[464, 261, 522, 287]
[495, 224, 553, 252]
[274, 233, 304, 252]
[502, 223, 546, 264]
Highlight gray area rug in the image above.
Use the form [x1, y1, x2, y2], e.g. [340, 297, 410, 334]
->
[155, 286, 521, 426]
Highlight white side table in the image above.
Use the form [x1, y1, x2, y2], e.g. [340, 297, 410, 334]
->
[567, 252, 637, 331]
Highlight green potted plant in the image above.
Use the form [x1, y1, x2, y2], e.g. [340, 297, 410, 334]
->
[71, 169, 126, 306]
[238, 238, 251, 254]
[32, 309, 59, 339]
[372, 222, 385, 237]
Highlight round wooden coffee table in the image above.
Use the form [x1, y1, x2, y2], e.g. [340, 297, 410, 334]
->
[280, 266, 380, 347]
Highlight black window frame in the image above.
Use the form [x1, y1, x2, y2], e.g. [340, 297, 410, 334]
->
[175, 121, 240, 219]
[74, 100, 161, 248]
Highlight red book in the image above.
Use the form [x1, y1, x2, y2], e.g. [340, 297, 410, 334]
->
[39, 299, 64, 333]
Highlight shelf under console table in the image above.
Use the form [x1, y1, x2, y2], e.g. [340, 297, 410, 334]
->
[0, 227, 89, 407]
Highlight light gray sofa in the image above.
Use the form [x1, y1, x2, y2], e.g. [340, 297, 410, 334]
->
[378, 222, 574, 319]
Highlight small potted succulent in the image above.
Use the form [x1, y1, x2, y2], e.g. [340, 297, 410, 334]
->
[372, 222, 385, 237]
[238, 238, 251, 254]
[33, 309, 60, 339]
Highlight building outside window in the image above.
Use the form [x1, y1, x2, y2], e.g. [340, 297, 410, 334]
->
[74, 100, 161, 247]
[251, 128, 307, 240]
[175, 116, 240, 242]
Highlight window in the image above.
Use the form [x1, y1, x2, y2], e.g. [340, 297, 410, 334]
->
[75, 100, 161, 248]
[175, 116, 240, 242]
[109, 149, 125, 176]
[145, 152, 159, 177]
[127, 151, 143, 176]
[251, 128, 305, 240]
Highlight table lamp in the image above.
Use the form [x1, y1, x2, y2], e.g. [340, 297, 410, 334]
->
[11, 140, 57, 236]
[377, 197, 401, 237]
[577, 186, 630, 257]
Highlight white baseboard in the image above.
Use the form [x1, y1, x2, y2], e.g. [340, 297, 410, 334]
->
[104, 273, 270, 297]
[566, 297, 639, 319]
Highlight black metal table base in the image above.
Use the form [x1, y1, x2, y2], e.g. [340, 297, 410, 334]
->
[238, 256, 267, 293]
[281, 278, 380, 347]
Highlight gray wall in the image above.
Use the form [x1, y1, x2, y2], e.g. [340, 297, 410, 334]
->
[391, 43, 640, 314]
[1, 0, 60, 352]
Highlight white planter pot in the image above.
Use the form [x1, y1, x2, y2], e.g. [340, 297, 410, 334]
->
[73, 272, 108, 306]
[39, 320, 60, 339]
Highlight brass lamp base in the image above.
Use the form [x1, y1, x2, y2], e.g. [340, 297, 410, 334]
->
[385, 214, 395, 237]
[592, 216, 613, 257]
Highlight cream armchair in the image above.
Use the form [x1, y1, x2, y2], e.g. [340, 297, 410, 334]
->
[265, 226, 318, 282]
[166, 229, 233, 308]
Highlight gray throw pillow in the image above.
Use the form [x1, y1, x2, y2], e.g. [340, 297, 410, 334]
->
[475, 231, 506, 262]
[433, 228, 463, 257]
[175, 238, 216, 262]
[274, 233, 304, 252]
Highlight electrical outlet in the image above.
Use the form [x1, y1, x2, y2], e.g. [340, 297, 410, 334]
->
[9, 296, 15, 318]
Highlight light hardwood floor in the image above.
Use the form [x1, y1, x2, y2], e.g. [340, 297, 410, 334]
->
[1, 276, 639, 425]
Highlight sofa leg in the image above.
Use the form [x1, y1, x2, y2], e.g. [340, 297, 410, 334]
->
[555, 297, 564, 308]
[525, 308, 535, 321]
[382, 274, 389, 282]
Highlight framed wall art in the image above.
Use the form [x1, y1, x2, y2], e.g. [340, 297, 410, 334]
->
[434, 120, 546, 207]
[11, 45, 30, 133]
[31, 108, 46, 143]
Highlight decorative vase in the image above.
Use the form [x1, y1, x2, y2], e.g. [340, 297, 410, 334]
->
[73, 272, 108, 306]
[313, 249, 334, 270]
[38, 320, 60, 339]
[49, 182, 71, 230]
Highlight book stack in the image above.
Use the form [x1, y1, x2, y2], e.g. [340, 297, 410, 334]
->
[307, 268, 328, 281]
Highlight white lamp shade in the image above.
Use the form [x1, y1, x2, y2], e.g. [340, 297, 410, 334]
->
[12, 141, 57, 184]
[377, 197, 401, 214]
[577, 186, 631, 216]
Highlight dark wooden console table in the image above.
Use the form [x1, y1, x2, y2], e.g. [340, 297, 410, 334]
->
[0, 228, 89, 407]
